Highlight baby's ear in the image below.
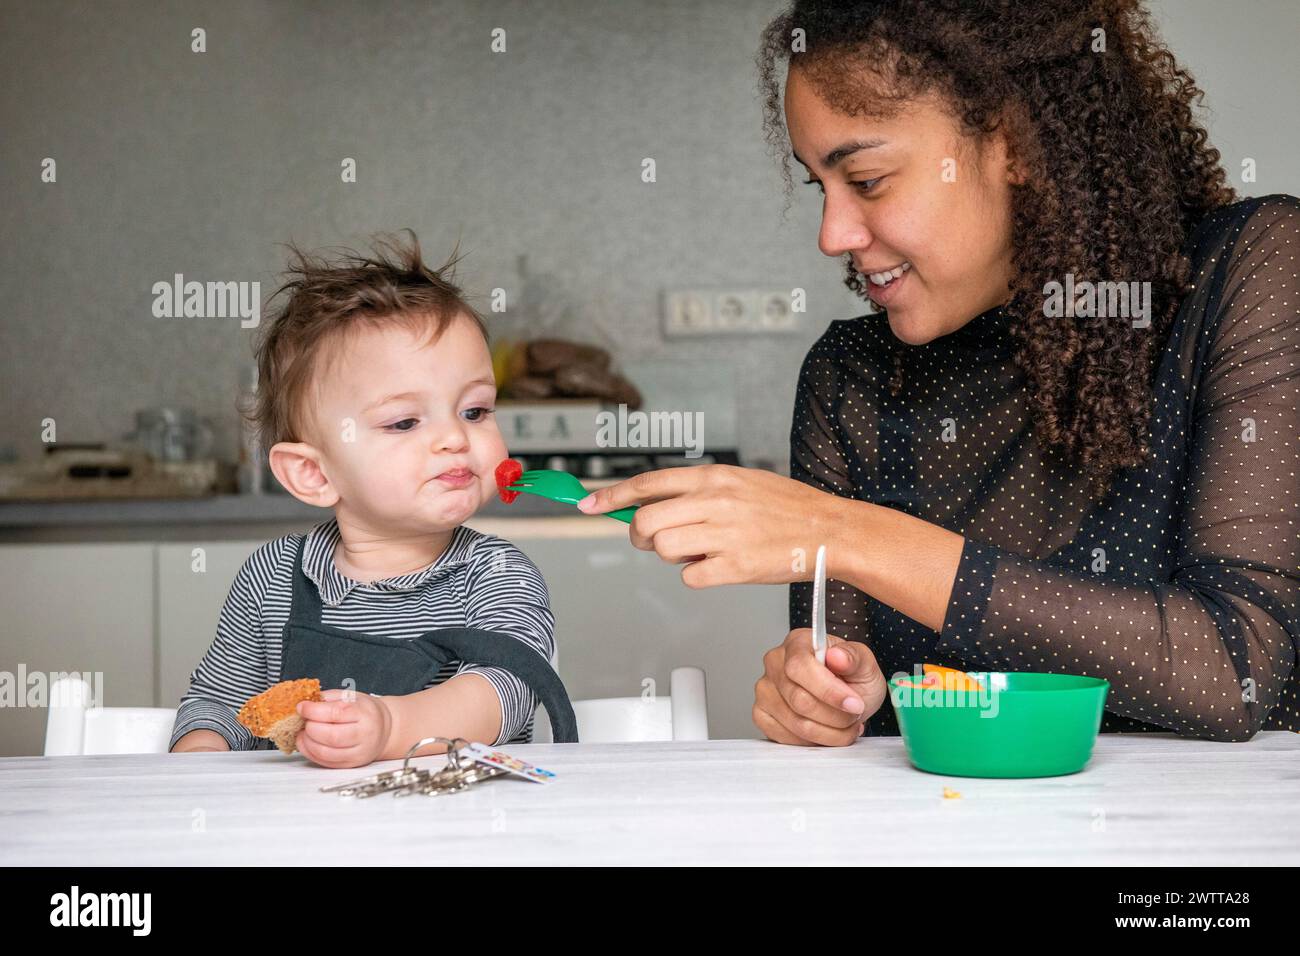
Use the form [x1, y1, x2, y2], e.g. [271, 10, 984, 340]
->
[268, 441, 339, 507]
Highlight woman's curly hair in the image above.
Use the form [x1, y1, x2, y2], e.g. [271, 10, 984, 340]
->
[758, 0, 1237, 497]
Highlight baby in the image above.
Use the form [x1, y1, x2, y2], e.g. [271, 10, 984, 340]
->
[169, 233, 556, 767]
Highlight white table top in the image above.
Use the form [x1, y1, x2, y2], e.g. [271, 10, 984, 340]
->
[2, 733, 1297, 865]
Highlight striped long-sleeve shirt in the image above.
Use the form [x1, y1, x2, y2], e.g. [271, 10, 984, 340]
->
[168, 517, 555, 751]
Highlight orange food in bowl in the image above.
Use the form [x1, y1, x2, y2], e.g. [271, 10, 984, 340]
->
[922, 664, 985, 691]
[895, 665, 986, 692]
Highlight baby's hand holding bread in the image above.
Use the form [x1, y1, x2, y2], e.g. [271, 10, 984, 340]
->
[293, 689, 395, 768]
[236, 678, 393, 768]
[236, 678, 323, 754]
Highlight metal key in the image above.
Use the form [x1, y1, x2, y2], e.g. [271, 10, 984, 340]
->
[320, 736, 460, 796]
[396, 741, 508, 796]
[322, 736, 517, 799]
[320, 765, 417, 795]
[351, 768, 430, 798]
[402, 761, 511, 797]
[321, 736, 478, 798]
[394, 763, 469, 797]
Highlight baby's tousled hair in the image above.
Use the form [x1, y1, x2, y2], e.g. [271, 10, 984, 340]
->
[247, 230, 488, 450]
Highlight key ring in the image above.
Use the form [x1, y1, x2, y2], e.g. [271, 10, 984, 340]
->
[323, 737, 509, 799]
[403, 736, 471, 771]
[395, 737, 509, 797]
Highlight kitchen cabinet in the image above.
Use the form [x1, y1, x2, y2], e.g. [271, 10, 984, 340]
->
[155, 541, 264, 721]
[0, 544, 156, 757]
[510, 536, 787, 740]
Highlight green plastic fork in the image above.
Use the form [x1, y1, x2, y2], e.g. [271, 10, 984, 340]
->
[508, 469, 638, 523]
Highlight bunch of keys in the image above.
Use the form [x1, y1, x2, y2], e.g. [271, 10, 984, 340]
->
[320, 736, 512, 799]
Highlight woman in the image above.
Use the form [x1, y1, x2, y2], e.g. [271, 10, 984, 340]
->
[577, 0, 1298, 744]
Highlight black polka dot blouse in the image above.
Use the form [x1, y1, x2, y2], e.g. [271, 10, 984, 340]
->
[789, 193, 1299, 741]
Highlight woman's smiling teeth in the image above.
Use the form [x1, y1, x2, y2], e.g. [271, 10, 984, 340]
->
[867, 261, 912, 285]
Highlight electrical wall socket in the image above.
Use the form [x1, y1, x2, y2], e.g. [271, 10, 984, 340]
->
[663, 288, 802, 336]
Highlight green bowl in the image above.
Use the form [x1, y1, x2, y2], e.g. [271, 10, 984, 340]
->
[888, 671, 1109, 778]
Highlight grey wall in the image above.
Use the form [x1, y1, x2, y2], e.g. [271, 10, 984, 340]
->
[2, 0, 1297, 468]
[0, 0, 851, 470]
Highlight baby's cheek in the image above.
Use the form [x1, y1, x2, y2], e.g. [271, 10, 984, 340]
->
[478, 472, 498, 506]
[477, 435, 508, 494]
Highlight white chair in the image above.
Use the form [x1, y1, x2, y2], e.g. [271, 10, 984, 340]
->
[532, 666, 709, 743]
[43, 676, 177, 755]
[44, 663, 712, 752]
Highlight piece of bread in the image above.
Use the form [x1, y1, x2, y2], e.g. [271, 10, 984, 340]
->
[237, 678, 322, 754]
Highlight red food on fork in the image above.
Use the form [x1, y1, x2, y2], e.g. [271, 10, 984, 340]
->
[495, 458, 523, 504]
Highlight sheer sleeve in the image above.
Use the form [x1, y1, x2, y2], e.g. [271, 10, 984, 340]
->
[934, 195, 1300, 741]
[789, 326, 874, 644]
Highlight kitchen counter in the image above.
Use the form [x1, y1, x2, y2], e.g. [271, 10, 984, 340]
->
[0, 489, 588, 525]
[0, 493, 628, 542]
